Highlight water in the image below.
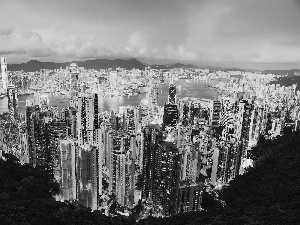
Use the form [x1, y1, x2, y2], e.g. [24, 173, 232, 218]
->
[0, 79, 220, 115]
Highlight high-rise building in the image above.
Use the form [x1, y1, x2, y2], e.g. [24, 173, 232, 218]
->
[76, 94, 99, 146]
[210, 100, 221, 128]
[177, 181, 203, 213]
[142, 125, 181, 215]
[142, 124, 163, 203]
[163, 103, 179, 128]
[7, 84, 18, 120]
[160, 138, 181, 216]
[70, 63, 79, 96]
[1, 56, 8, 90]
[168, 83, 176, 104]
[59, 140, 77, 202]
[76, 144, 100, 210]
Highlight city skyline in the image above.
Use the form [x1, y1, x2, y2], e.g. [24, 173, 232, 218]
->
[1, 0, 300, 69]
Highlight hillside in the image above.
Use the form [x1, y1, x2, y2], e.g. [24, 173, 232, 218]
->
[0, 153, 134, 225]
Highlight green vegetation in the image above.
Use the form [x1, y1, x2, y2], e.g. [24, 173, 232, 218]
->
[0, 152, 134, 225]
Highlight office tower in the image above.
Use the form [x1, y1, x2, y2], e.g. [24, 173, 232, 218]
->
[125, 134, 138, 208]
[107, 132, 131, 206]
[210, 100, 221, 128]
[59, 140, 76, 202]
[142, 124, 181, 215]
[62, 107, 77, 138]
[77, 145, 100, 210]
[1, 56, 8, 90]
[26, 104, 39, 166]
[147, 86, 159, 119]
[168, 76, 176, 104]
[70, 63, 79, 96]
[7, 84, 18, 120]
[138, 99, 150, 128]
[142, 124, 163, 203]
[50, 118, 67, 178]
[235, 100, 252, 175]
[160, 137, 181, 216]
[163, 103, 179, 128]
[76, 94, 99, 146]
[18, 132, 30, 165]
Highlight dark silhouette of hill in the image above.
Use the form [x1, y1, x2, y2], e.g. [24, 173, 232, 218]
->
[262, 69, 300, 76]
[139, 131, 300, 225]
[270, 70, 300, 90]
[8, 59, 205, 72]
[149, 63, 199, 70]
[8, 58, 146, 72]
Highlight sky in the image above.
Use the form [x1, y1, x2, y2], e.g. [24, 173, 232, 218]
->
[1, 0, 300, 69]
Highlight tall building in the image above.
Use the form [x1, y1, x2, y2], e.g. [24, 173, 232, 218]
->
[142, 125, 181, 215]
[210, 100, 221, 128]
[70, 63, 79, 96]
[59, 140, 77, 202]
[1, 56, 8, 90]
[77, 144, 100, 210]
[160, 138, 181, 216]
[168, 79, 176, 104]
[177, 181, 203, 213]
[163, 103, 179, 128]
[76, 94, 99, 146]
[7, 84, 18, 120]
[142, 124, 163, 203]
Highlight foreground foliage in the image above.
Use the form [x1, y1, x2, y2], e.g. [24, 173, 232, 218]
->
[0, 153, 134, 225]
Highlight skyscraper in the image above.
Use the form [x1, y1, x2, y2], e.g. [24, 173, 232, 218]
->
[163, 103, 179, 128]
[168, 75, 176, 104]
[70, 63, 79, 96]
[7, 84, 18, 120]
[1, 56, 8, 90]
[59, 139, 77, 202]
[76, 94, 99, 146]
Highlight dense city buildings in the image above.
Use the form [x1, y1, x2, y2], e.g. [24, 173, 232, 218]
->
[1, 56, 300, 219]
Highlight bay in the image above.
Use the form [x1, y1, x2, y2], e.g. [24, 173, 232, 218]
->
[0, 79, 220, 115]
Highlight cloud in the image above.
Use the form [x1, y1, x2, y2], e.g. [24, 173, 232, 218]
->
[0, 27, 53, 59]
[0, 27, 15, 36]
[0, 0, 300, 68]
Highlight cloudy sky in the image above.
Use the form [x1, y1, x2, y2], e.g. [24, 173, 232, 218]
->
[1, 0, 300, 69]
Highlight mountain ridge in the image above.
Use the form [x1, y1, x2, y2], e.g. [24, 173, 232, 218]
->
[7, 58, 200, 72]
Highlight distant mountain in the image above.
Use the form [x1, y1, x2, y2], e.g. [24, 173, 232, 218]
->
[262, 69, 300, 76]
[8, 58, 206, 72]
[8, 58, 146, 72]
[149, 62, 199, 70]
